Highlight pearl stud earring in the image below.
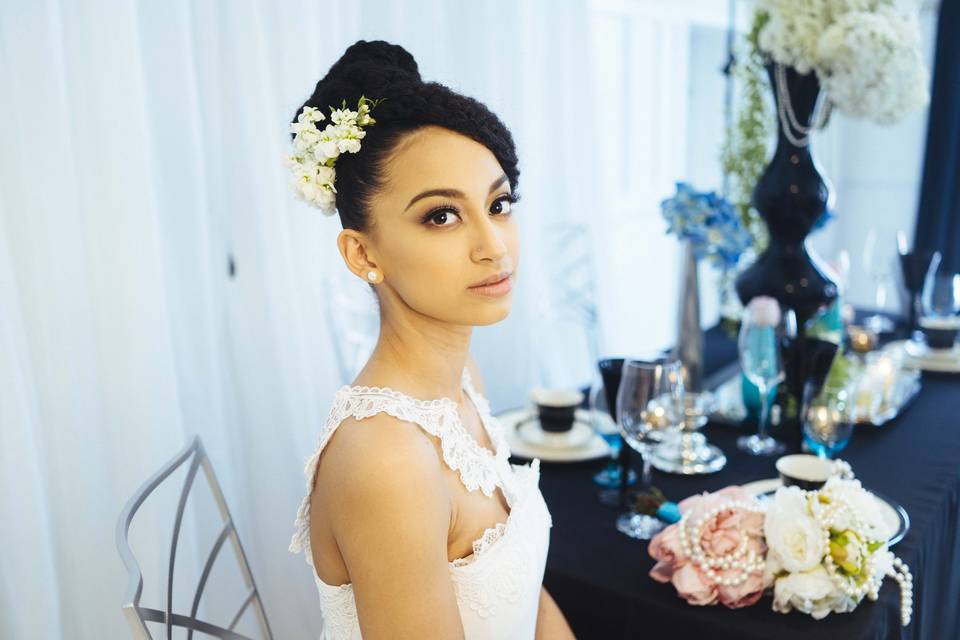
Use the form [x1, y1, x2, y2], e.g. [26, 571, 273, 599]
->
[367, 271, 378, 282]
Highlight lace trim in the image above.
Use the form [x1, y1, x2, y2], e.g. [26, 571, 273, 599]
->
[450, 522, 509, 568]
[305, 455, 552, 630]
[289, 367, 509, 566]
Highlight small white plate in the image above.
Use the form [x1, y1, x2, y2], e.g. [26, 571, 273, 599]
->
[517, 419, 593, 450]
[495, 407, 613, 462]
[741, 478, 909, 546]
[897, 339, 960, 373]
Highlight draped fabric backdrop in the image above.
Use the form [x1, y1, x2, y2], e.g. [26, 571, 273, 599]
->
[0, 1, 935, 639]
[915, 0, 960, 272]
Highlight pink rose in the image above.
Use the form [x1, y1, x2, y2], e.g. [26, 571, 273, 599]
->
[717, 566, 766, 609]
[671, 563, 719, 606]
[648, 485, 771, 610]
[648, 523, 685, 583]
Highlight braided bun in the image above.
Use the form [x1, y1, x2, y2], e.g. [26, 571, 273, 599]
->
[290, 40, 519, 231]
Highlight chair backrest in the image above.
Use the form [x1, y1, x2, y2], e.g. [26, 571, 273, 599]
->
[116, 435, 274, 640]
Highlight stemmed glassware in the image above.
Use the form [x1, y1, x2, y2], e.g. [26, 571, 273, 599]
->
[918, 258, 960, 351]
[614, 357, 685, 539]
[737, 298, 789, 456]
[862, 230, 897, 334]
[587, 370, 636, 506]
[801, 379, 857, 458]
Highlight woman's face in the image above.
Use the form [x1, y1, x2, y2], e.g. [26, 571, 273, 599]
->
[341, 125, 520, 326]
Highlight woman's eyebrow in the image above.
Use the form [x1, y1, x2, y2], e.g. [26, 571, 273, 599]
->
[404, 174, 509, 212]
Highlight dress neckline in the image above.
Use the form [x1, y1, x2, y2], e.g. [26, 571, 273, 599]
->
[334, 367, 503, 460]
[335, 366, 470, 407]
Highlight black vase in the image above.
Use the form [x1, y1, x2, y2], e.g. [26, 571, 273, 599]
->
[736, 63, 841, 442]
[735, 63, 839, 328]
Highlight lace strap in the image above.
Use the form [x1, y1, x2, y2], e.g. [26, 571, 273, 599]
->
[290, 371, 505, 561]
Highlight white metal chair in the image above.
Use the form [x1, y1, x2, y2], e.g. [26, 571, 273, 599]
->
[116, 435, 274, 639]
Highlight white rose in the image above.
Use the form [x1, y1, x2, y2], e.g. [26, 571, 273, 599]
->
[821, 477, 889, 541]
[773, 566, 855, 620]
[764, 486, 824, 573]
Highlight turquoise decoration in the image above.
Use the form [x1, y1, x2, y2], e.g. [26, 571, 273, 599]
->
[740, 371, 778, 421]
[656, 502, 681, 524]
[805, 296, 844, 341]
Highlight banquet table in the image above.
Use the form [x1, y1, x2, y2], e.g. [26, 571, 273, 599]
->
[514, 323, 960, 640]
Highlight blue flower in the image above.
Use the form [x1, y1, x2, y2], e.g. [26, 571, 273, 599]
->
[660, 182, 753, 270]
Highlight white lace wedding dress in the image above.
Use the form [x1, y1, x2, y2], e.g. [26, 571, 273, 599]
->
[289, 366, 553, 639]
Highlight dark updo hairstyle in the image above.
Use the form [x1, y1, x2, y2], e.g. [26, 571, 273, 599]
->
[290, 40, 520, 232]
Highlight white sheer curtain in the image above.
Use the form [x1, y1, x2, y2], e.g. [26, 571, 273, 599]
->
[6, 1, 927, 639]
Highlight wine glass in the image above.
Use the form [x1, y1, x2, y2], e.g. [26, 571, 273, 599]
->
[587, 370, 637, 505]
[862, 230, 897, 333]
[919, 259, 960, 351]
[801, 379, 856, 458]
[614, 357, 684, 539]
[737, 297, 787, 456]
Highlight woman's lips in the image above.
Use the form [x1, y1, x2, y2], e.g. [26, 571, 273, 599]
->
[468, 273, 513, 297]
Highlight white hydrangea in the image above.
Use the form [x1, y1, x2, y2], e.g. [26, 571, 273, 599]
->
[283, 95, 382, 215]
[755, 0, 929, 124]
[815, 8, 930, 123]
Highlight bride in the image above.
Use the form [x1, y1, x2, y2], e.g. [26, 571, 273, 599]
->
[287, 40, 576, 639]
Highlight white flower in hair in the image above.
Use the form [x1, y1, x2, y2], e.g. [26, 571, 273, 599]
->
[284, 95, 384, 215]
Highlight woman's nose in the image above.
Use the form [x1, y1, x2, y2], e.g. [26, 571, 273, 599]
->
[472, 214, 509, 262]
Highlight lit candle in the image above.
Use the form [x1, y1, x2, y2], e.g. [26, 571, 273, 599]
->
[848, 325, 878, 353]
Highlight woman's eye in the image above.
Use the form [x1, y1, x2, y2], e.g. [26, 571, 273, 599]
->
[490, 195, 515, 215]
[424, 209, 461, 227]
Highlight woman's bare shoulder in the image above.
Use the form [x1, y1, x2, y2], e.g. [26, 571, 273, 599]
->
[319, 412, 464, 638]
[319, 411, 449, 524]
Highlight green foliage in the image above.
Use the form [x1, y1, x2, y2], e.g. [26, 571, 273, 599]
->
[720, 10, 774, 254]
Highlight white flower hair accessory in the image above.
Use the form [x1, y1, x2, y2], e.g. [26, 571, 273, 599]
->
[284, 95, 385, 215]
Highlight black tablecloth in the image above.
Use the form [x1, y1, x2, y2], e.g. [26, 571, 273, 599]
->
[516, 325, 960, 640]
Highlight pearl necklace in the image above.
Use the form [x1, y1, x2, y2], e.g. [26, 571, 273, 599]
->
[807, 486, 913, 626]
[774, 62, 832, 148]
[677, 499, 767, 587]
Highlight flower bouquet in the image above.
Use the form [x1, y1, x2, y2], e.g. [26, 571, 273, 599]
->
[649, 474, 913, 625]
[660, 182, 753, 273]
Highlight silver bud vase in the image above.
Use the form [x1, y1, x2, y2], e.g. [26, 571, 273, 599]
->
[677, 241, 703, 392]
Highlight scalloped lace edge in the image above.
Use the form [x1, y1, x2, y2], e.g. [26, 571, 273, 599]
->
[289, 366, 516, 578]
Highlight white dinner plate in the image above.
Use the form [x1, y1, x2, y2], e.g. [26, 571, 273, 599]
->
[896, 339, 960, 373]
[495, 407, 613, 462]
[741, 478, 909, 546]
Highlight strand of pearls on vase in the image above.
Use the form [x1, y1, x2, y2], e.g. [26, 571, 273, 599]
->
[774, 62, 833, 148]
[677, 500, 767, 587]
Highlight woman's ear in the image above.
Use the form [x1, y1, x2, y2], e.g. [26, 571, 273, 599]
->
[337, 229, 381, 282]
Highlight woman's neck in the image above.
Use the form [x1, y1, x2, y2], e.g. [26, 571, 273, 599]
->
[354, 315, 472, 402]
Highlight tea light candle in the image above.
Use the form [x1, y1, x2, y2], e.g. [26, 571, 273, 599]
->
[875, 355, 896, 400]
[806, 405, 839, 442]
[648, 404, 668, 427]
[848, 325, 878, 353]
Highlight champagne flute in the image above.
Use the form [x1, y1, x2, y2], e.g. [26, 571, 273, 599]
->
[737, 297, 787, 456]
[614, 357, 684, 539]
[862, 230, 896, 333]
